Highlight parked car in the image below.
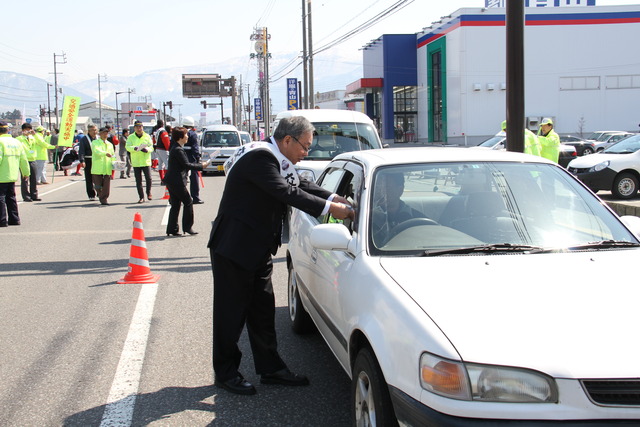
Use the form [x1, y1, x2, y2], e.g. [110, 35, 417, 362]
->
[475, 132, 577, 167]
[239, 130, 252, 145]
[272, 109, 384, 182]
[568, 133, 640, 199]
[287, 147, 640, 425]
[199, 124, 244, 174]
[559, 135, 596, 156]
[585, 131, 634, 152]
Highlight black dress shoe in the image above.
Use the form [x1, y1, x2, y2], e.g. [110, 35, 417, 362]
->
[193, 199, 204, 204]
[0, 223, 7, 227]
[216, 376, 257, 395]
[184, 229, 198, 235]
[8, 222, 20, 226]
[23, 198, 33, 202]
[166, 232, 182, 237]
[260, 368, 309, 386]
[32, 198, 42, 201]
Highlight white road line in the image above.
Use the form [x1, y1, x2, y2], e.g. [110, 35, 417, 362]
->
[161, 201, 170, 225]
[17, 180, 81, 204]
[99, 282, 158, 427]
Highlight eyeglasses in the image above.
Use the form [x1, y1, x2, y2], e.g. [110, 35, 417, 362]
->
[290, 135, 310, 153]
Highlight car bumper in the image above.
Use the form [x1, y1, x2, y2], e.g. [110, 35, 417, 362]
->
[570, 168, 617, 192]
[389, 387, 636, 426]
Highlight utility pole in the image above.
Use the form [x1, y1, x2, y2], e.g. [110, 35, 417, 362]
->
[51, 52, 67, 128]
[46, 83, 53, 130]
[264, 28, 271, 134]
[302, 0, 309, 109]
[307, 0, 314, 109]
[247, 84, 251, 135]
[98, 73, 107, 127]
[505, 0, 525, 153]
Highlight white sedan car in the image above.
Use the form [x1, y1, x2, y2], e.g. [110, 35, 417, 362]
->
[286, 147, 640, 425]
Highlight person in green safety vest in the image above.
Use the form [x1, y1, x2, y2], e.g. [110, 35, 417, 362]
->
[0, 121, 30, 226]
[15, 123, 40, 202]
[537, 118, 560, 163]
[126, 120, 154, 203]
[91, 127, 115, 205]
[501, 120, 541, 157]
[33, 125, 55, 184]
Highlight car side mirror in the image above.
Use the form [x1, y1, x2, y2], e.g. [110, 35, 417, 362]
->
[382, 143, 390, 149]
[620, 215, 640, 239]
[310, 223, 352, 251]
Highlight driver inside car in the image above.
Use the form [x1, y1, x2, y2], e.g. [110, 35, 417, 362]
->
[372, 172, 425, 246]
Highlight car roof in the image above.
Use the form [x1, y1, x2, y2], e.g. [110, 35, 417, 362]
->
[203, 125, 239, 132]
[273, 109, 374, 125]
[332, 147, 555, 169]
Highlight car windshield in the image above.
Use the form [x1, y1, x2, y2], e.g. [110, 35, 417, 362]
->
[304, 122, 381, 160]
[369, 162, 639, 255]
[477, 135, 504, 149]
[587, 132, 608, 141]
[202, 131, 240, 147]
[603, 134, 640, 154]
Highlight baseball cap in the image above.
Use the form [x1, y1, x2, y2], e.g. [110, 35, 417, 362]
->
[35, 125, 45, 132]
[540, 118, 553, 126]
[501, 120, 507, 131]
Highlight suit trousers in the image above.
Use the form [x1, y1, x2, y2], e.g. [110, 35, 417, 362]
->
[211, 251, 286, 382]
[84, 158, 95, 199]
[189, 169, 201, 202]
[133, 166, 152, 200]
[166, 183, 194, 234]
[20, 161, 38, 201]
[0, 182, 19, 225]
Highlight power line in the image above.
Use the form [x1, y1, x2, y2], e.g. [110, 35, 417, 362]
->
[0, 83, 46, 93]
[314, 0, 414, 55]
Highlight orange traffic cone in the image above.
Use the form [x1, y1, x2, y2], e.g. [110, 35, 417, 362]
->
[118, 212, 160, 284]
[161, 186, 170, 200]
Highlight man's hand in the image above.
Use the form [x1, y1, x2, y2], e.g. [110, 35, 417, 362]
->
[141, 148, 148, 153]
[329, 202, 355, 220]
[332, 195, 351, 205]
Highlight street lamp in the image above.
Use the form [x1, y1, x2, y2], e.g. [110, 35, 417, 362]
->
[115, 88, 135, 133]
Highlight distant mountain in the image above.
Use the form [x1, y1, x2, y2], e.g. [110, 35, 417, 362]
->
[0, 50, 362, 124]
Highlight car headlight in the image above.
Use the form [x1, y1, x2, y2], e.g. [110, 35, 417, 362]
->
[420, 353, 558, 403]
[297, 169, 316, 181]
[589, 160, 610, 173]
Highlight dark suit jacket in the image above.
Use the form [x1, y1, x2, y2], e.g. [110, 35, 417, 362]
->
[207, 148, 332, 271]
[165, 145, 203, 187]
[78, 135, 93, 162]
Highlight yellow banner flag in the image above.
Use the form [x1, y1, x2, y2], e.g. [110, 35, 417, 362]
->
[58, 96, 81, 147]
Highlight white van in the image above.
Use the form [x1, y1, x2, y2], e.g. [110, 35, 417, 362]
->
[272, 109, 384, 181]
[199, 124, 244, 173]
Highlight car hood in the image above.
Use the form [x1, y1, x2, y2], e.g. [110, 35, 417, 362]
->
[202, 146, 237, 156]
[379, 251, 640, 378]
[568, 152, 632, 168]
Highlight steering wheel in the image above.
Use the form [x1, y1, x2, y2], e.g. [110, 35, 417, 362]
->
[388, 217, 438, 236]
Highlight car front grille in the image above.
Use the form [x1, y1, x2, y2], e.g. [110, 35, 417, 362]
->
[568, 167, 590, 174]
[582, 380, 640, 406]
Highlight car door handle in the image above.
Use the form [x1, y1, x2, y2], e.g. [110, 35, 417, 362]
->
[311, 250, 318, 264]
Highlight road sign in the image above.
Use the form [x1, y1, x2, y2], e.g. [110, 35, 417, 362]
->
[287, 78, 298, 110]
[255, 98, 263, 121]
[25, 118, 32, 124]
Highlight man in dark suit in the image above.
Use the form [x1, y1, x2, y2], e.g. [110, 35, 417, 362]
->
[208, 116, 353, 395]
[78, 124, 97, 201]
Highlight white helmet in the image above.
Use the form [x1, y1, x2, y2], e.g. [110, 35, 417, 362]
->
[182, 116, 195, 127]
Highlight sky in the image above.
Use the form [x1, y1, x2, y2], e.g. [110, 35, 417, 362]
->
[1, 0, 638, 113]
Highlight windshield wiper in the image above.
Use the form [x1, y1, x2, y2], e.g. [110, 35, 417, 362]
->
[567, 240, 640, 251]
[421, 243, 546, 257]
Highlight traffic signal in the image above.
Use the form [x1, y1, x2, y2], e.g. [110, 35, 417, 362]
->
[40, 108, 46, 116]
[201, 100, 207, 109]
[167, 101, 172, 109]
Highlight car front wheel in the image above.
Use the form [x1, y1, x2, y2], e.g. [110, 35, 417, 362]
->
[612, 172, 639, 199]
[287, 262, 314, 334]
[581, 147, 594, 155]
[352, 347, 398, 427]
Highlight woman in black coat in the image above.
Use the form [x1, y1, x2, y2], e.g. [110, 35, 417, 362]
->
[165, 126, 209, 236]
